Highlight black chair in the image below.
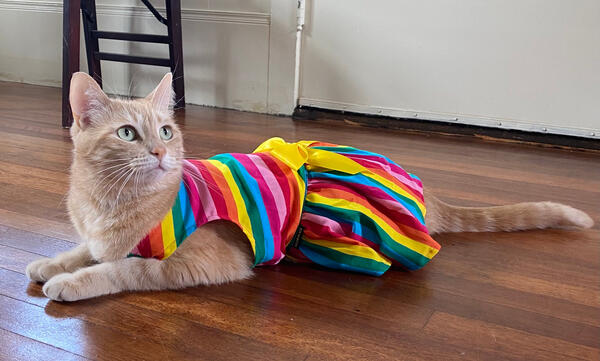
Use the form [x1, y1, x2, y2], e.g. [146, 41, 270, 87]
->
[63, 0, 185, 127]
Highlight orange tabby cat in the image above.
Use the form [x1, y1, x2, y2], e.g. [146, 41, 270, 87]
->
[25, 72, 593, 301]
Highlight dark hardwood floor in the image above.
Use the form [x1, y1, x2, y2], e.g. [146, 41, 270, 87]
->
[0, 81, 599, 361]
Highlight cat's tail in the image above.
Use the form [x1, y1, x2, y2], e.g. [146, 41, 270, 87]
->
[424, 194, 594, 234]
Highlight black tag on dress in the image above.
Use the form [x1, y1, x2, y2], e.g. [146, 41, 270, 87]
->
[290, 225, 304, 248]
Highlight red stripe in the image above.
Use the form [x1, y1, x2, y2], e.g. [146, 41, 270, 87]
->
[233, 154, 283, 261]
[308, 184, 440, 250]
[301, 218, 380, 250]
[198, 161, 238, 223]
[254, 153, 299, 249]
[136, 235, 152, 258]
[343, 155, 424, 202]
[182, 162, 206, 225]
[308, 179, 429, 234]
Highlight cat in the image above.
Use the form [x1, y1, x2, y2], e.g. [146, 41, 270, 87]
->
[25, 72, 594, 302]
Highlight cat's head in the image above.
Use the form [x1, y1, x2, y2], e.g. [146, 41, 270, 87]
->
[68, 72, 184, 200]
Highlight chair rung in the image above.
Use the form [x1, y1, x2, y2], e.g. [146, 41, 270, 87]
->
[95, 52, 171, 67]
[92, 31, 170, 44]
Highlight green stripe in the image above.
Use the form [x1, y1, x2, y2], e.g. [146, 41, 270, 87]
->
[213, 154, 266, 265]
[312, 170, 425, 222]
[172, 195, 186, 246]
[301, 240, 390, 274]
[305, 201, 432, 267]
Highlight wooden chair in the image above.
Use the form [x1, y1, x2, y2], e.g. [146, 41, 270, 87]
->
[62, 0, 185, 127]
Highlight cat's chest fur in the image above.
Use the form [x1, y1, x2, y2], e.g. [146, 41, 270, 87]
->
[67, 179, 178, 262]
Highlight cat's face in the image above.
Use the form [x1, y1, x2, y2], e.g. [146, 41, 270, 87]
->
[69, 73, 184, 200]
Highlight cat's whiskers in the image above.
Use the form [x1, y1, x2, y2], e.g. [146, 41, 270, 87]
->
[91, 167, 131, 203]
[183, 171, 223, 196]
[91, 163, 133, 193]
[93, 157, 148, 204]
[114, 167, 138, 207]
[96, 166, 136, 206]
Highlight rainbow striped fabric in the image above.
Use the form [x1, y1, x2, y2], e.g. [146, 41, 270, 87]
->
[129, 137, 440, 275]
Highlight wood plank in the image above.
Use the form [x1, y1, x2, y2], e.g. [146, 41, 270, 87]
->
[0, 270, 308, 361]
[0, 209, 80, 243]
[424, 312, 600, 361]
[0, 327, 88, 361]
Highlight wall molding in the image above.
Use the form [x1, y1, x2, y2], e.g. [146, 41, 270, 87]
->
[299, 97, 599, 140]
[0, 0, 270, 25]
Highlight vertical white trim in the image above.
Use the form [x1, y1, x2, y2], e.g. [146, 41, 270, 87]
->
[293, 0, 306, 107]
[266, 1, 297, 115]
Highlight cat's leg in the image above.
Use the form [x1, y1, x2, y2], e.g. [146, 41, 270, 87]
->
[26, 243, 95, 283]
[41, 230, 254, 301]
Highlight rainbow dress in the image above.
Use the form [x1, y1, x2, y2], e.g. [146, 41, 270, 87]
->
[128, 138, 440, 275]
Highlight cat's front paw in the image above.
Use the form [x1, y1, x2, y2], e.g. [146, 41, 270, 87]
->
[26, 258, 66, 283]
[42, 273, 82, 302]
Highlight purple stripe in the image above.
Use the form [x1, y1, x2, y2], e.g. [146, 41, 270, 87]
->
[248, 155, 287, 232]
[186, 160, 219, 223]
[232, 154, 284, 262]
[308, 179, 429, 234]
[339, 153, 424, 194]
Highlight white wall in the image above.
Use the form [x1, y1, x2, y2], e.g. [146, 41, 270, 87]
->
[2, 0, 600, 138]
[299, 0, 600, 139]
[0, 0, 297, 114]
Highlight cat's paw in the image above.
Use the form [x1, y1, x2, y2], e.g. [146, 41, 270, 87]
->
[42, 273, 81, 302]
[26, 258, 66, 283]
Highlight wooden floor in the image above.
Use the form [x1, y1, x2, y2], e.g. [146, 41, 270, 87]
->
[0, 81, 599, 361]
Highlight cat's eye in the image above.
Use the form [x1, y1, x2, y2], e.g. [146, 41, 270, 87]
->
[160, 126, 173, 140]
[117, 126, 137, 141]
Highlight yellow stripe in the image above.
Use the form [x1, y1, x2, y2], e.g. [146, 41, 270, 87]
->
[210, 160, 256, 254]
[305, 147, 426, 216]
[161, 210, 177, 258]
[304, 237, 392, 266]
[362, 172, 426, 216]
[307, 193, 439, 259]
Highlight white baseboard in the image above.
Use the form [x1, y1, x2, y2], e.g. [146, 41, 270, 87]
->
[299, 98, 599, 139]
[0, 0, 270, 25]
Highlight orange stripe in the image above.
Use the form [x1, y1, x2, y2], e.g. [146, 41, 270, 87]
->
[313, 187, 438, 249]
[204, 161, 239, 224]
[308, 141, 337, 147]
[149, 224, 164, 259]
[271, 156, 302, 242]
[364, 165, 423, 202]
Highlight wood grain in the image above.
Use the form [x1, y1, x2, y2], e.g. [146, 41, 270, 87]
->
[0, 81, 598, 360]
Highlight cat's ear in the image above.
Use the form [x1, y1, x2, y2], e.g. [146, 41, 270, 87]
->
[69, 72, 109, 129]
[146, 72, 174, 116]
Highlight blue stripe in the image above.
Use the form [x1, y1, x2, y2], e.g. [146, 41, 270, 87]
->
[212, 154, 275, 264]
[312, 146, 398, 166]
[298, 243, 387, 276]
[178, 180, 197, 237]
[303, 203, 375, 240]
[378, 242, 421, 270]
[303, 202, 432, 267]
[307, 171, 425, 225]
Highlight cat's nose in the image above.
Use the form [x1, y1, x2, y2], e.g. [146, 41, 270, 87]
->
[151, 146, 166, 161]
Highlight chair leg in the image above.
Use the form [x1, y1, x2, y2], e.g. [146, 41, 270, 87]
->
[62, 0, 81, 128]
[81, 0, 102, 87]
[166, 0, 185, 108]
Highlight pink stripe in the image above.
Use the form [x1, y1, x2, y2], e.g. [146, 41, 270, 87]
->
[248, 155, 287, 232]
[187, 160, 219, 222]
[302, 213, 344, 235]
[182, 160, 205, 225]
[232, 154, 284, 263]
[301, 218, 380, 250]
[307, 180, 429, 233]
[342, 153, 424, 194]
